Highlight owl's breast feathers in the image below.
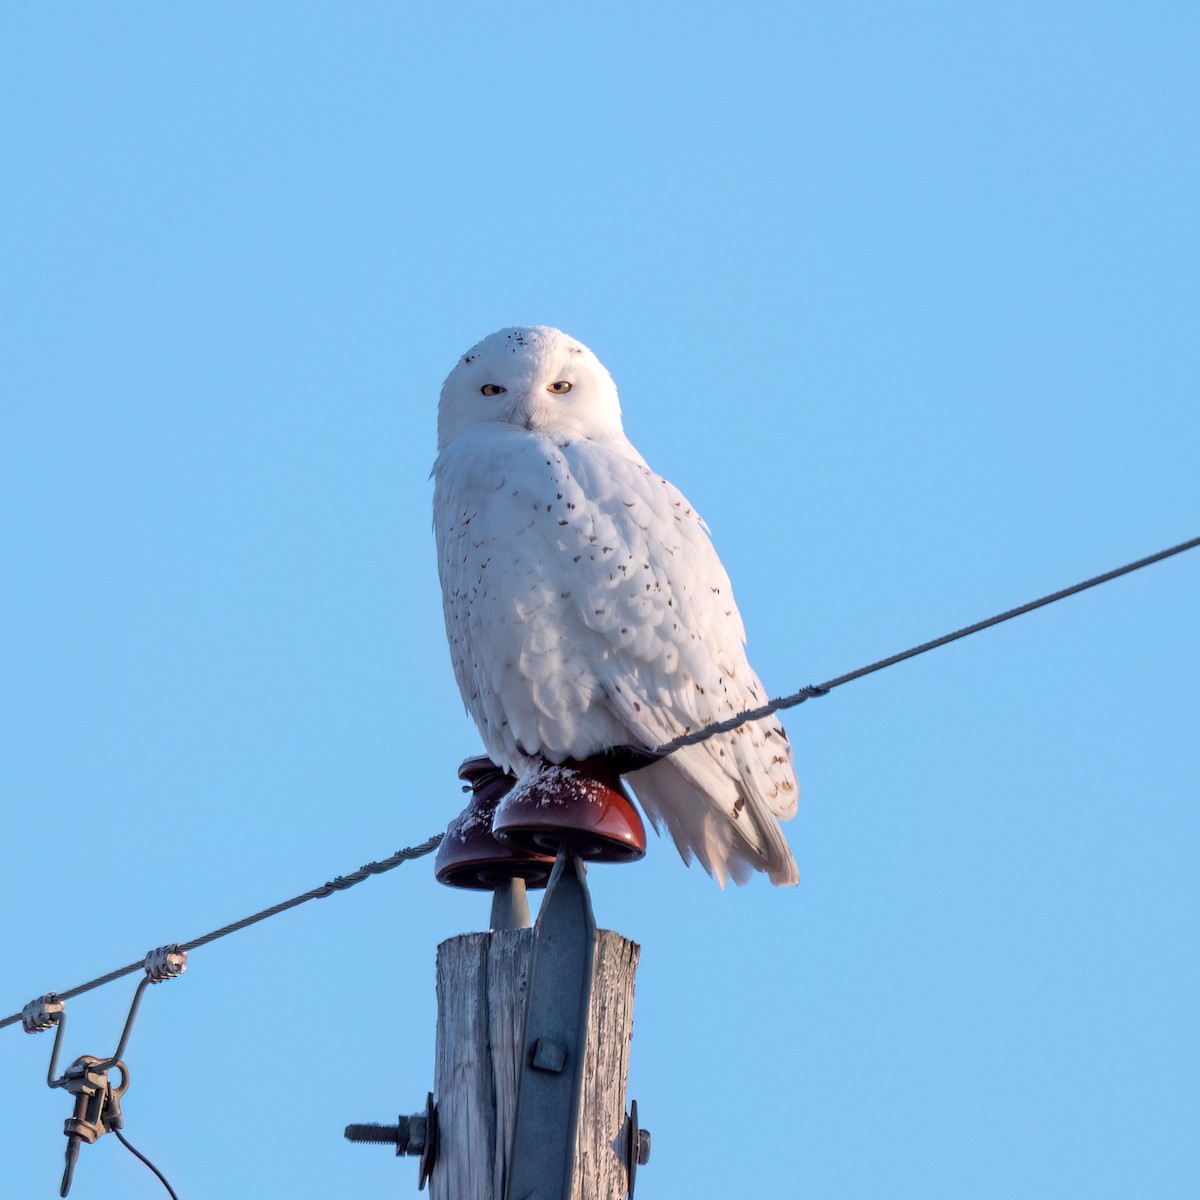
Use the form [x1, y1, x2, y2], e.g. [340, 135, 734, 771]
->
[432, 427, 775, 759]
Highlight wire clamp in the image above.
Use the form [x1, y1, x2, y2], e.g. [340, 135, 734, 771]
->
[21, 993, 65, 1034]
[31, 947, 189, 1196]
[144, 944, 187, 983]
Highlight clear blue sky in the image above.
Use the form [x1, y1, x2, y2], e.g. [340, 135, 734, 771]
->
[3, 3, 1197, 1197]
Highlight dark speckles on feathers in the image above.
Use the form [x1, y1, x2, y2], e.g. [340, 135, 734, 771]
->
[433, 327, 799, 883]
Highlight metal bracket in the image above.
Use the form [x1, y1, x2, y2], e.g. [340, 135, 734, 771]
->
[503, 850, 597, 1200]
[22, 945, 187, 1197]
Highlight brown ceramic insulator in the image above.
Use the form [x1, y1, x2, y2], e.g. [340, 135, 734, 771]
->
[492, 754, 647, 862]
[434, 756, 557, 890]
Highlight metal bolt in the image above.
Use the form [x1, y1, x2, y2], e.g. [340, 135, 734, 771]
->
[344, 1119, 412, 1155]
[530, 1037, 567, 1074]
[345, 1094, 437, 1189]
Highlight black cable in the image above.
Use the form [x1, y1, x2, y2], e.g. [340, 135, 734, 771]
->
[3, 534, 1196, 1030]
[113, 1128, 180, 1200]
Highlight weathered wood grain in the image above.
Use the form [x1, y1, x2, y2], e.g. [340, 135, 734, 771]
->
[432, 928, 639, 1200]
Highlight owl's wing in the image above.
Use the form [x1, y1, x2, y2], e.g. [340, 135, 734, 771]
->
[561, 442, 799, 885]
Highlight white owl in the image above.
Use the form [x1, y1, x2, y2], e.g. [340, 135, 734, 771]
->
[432, 326, 798, 886]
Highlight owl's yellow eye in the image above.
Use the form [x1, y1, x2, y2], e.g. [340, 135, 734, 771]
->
[547, 381, 573, 395]
[480, 384, 506, 397]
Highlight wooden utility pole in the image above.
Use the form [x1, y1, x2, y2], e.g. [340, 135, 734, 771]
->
[348, 758, 650, 1198]
[432, 919, 640, 1200]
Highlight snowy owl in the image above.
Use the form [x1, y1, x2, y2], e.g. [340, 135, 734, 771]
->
[432, 326, 798, 886]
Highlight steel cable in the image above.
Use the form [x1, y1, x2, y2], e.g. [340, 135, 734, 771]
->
[654, 534, 1200, 754]
[3, 534, 1195, 1031]
[0, 835, 443, 1030]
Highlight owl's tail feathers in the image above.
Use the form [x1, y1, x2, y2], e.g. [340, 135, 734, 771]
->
[628, 751, 799, 887]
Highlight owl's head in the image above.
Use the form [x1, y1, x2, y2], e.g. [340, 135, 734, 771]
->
[437, 326, 624, 449]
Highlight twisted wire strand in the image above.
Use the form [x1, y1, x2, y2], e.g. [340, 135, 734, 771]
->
[654, 534, 1200, 755]
[0, 835, 443, 1030]
[3, 534, 1196, 1031]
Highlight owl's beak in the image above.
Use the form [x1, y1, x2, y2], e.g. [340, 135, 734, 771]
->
[508, 393, 539, 431]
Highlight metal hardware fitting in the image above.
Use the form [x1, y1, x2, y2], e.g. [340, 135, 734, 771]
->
[22, 993, 65, 1034]
[143, 943, 187, 983]
[504, 850, 597, 1200]
[56, 1057, 128, 1196]
[23, 945, 188, 1196]
[345, 1091, 438, 1190]
[625, 1098, 651, 1199]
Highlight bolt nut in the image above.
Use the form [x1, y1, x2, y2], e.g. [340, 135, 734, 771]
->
[637, 1128, 651, 1165]
[407, 1115, 428, 1155]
